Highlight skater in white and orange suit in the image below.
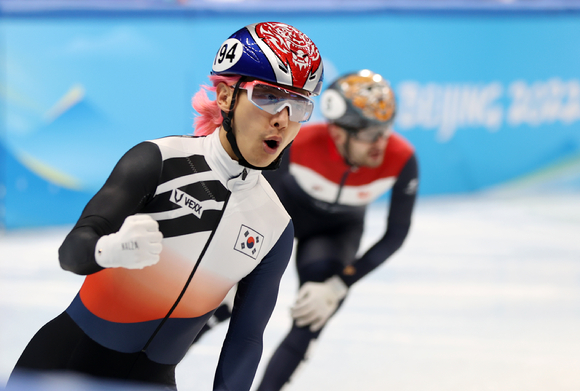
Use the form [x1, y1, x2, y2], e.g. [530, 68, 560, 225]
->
[8, 21, 323, 391]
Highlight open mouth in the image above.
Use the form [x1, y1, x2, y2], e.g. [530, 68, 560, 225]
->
[265, 139, 279, 148]
[264, 139, 280, 151]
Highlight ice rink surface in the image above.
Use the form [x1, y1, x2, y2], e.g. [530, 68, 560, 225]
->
[1, 189, 579, 390]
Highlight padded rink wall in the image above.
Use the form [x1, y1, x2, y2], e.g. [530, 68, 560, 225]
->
[1, 0, 580, 229]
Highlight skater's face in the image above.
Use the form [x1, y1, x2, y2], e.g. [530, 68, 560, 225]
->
[329, 124, 391, 168]
[217, 80, 306, 168]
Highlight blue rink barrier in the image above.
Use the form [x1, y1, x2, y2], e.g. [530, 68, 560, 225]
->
[1, 2, 580, 228]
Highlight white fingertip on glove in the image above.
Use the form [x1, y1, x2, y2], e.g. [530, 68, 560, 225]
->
[95, 214, 163, 269]
[291, 275, 348, 332]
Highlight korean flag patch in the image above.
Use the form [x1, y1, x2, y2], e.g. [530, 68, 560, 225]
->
[234, 224, 264, 259]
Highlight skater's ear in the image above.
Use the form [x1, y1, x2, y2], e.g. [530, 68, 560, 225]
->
[328, 123, 348, 146]
[216, 82, 234, 113]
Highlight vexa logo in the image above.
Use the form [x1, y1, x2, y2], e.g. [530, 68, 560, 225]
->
[170, 188, 204, 219]
[234, 225, 264, 260]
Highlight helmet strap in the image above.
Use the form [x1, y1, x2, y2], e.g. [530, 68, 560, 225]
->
[221, 77, 286, 171]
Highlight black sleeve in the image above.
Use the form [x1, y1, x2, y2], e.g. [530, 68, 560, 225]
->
[58, 142, 162, 275]
[213, 222, 294, 391]
[341, 153, 419, 286]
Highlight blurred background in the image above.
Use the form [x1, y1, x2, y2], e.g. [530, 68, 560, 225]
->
[1, 0, 580, 229]
[1, 1, 579, 390]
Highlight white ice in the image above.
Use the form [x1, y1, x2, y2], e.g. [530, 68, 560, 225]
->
[1, 189, 579, 390]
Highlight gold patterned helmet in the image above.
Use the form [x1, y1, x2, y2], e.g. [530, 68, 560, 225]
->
[320, 70, 396, 131]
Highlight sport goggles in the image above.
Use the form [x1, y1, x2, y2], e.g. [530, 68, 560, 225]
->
[352, 124, 393, 143]
[240, 80, 314, 123]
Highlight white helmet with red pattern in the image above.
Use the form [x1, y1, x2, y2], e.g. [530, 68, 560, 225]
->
[211, 22, 324, 96]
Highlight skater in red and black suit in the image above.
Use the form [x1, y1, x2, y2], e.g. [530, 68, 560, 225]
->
[195, 70, 419, 390]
